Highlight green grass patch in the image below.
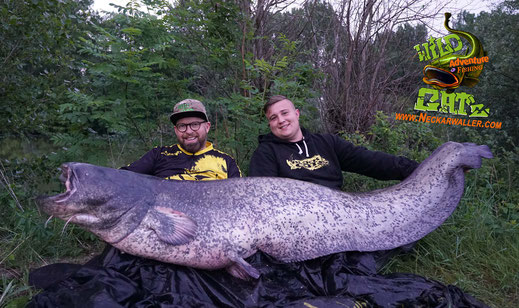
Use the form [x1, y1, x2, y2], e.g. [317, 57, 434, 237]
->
[382, 176, 519, 308]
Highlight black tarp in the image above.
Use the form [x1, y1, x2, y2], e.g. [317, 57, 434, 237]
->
[28, 245, 489, 307]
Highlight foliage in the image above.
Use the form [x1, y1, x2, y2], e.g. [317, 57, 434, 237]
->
[0, 0, 95, 136]
[454, 3, 519, 146]
[63, 9, 185, 148]
[162, 0, 243, 99]
[340, 112, 519, 307]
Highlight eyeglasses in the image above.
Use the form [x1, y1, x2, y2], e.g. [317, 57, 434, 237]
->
[175, 121, 206, 132]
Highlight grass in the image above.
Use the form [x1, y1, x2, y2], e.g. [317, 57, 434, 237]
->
[0, 151, 105, 308]
[0, 215, 104, 308]
[0, 276, 33, 308]
[382, 172, 519, 308]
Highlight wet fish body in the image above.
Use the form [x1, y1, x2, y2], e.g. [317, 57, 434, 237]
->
[37, 142, 492, 279]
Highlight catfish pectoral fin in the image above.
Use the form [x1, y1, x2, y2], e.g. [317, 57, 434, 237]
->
[149, 206, 197, 245]
[226, 256, 261, 280]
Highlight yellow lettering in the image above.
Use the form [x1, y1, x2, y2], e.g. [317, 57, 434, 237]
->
[415, 88, 440, 111]
[445, 34, 463, 53]
[440, 91, 457, 114]
[455, 92, 469, 116]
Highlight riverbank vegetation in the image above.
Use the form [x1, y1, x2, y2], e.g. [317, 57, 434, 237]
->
[1, 0, 518, 306]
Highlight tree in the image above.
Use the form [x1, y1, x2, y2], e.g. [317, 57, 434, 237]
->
[312, 0, 447, 133]
[162, 0, 243, 99]
[231, 0, 446, 133]
[0, 0, 95, 136]
[55, 5, 187, 152]
[454, 1, 519, 145]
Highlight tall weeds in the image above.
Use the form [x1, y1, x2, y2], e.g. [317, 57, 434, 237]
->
[341, 112, 518, 307]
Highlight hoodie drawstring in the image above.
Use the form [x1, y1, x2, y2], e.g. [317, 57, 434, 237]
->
[302, 139, 309, 157]
[295, 139, 309, 158]
[296, 143, 303, 155]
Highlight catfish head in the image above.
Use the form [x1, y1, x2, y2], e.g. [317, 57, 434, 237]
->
[37, 162, 153, 244]
[423, 13, 486, 92]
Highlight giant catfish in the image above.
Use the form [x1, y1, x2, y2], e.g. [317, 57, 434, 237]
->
[37, 142, 492, 279]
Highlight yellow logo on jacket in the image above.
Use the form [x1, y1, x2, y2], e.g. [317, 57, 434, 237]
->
[166, 155, 228, 181]
[286, 155, 329, 171]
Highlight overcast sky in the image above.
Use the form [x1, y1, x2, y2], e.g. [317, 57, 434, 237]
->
[91, 0, 500, 34]
[92, 0, 132, 12]
[92, 0, 497, 14]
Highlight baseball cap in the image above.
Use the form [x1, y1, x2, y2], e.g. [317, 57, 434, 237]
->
[170, 99, 209, 124]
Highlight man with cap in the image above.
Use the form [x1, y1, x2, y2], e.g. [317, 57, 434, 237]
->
[122, 99, 241, 180]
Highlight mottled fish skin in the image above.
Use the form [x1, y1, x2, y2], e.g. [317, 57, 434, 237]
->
[37, 142, 492, 279]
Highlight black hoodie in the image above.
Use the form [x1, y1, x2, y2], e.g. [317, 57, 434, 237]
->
[249, 128, 418, 189]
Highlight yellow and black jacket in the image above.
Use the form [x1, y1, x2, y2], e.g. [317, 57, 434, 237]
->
[122, 142, 241, 180]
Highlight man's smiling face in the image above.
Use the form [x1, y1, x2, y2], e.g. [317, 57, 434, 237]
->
[174, 116, 211, 153]
[266, 99, 302, 142]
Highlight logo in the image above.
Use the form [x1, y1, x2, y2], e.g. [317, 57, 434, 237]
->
[286, 155, 329, 171]
[395, 12, 502, 129]
[176, 103, 195, 112]
[415, 13, 488, 93]
[412, 12, 490, 118]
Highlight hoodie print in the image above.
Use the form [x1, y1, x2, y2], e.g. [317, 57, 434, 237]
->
[286, 154, 329, 171]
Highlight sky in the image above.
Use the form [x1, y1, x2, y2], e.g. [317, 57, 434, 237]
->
[92, 0, 134, 12]
[91, 0, 500, 34]
[92, 0, 498, 15]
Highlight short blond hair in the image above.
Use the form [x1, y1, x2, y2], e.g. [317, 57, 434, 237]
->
[264, 95, 290, 114]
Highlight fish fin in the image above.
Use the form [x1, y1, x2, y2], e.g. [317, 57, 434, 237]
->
[226, 257, 260, 280]
[150, 206, 197, 245]
[459, 143, 493, 170]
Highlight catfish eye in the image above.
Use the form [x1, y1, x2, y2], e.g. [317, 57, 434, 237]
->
[86, 196, 110, 207]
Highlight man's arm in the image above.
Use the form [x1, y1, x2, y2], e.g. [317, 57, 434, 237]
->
[248, 145, 279, 177]
[333, 135, 418, 181]
[226, 157, 242, 178]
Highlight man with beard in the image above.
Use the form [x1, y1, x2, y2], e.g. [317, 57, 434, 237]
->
[122, 99, 241, 180]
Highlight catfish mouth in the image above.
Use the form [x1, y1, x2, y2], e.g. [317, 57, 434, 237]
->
[52, 164, 78, 203]
[422, 66, 460, 88]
